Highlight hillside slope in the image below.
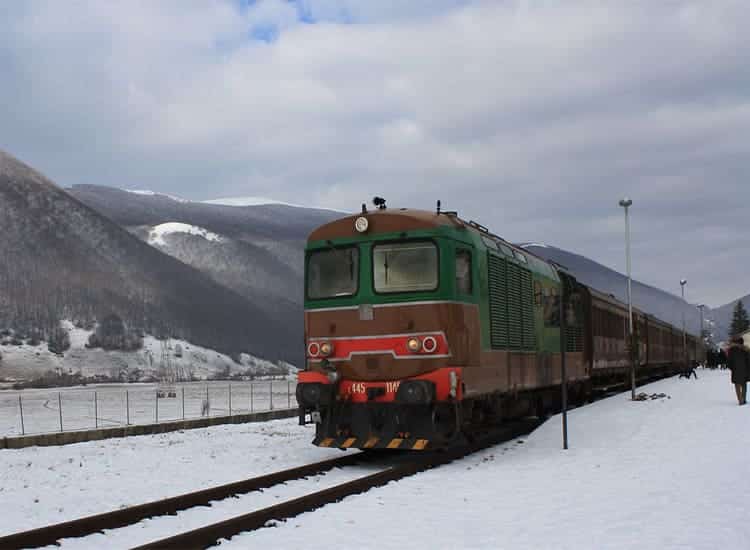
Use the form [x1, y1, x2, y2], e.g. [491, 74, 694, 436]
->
[0, 151, 296, 364]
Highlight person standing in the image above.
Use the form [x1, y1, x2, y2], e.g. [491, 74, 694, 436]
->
[727, 337, 750, 405]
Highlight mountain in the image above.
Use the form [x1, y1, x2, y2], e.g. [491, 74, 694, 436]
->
[68, 185, 339, 275]
[520, 243, 705, 336]
[0, 151, 295, 366]
[68, 185, 341, 342]
[131, 222, 301, 319]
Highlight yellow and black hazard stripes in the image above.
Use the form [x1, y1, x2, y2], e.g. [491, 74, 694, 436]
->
[314, 436, 431, 450]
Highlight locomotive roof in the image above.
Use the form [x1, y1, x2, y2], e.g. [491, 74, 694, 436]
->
[308, 207, 559, 281]
[308, 208, 463, 241]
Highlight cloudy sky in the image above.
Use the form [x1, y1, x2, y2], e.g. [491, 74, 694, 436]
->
[1, 1, 748, 307]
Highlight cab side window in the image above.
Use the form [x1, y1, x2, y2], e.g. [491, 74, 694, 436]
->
[456, 249, 473, 295]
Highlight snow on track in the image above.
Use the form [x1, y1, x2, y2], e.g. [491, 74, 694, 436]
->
[233, 370, 750, 550]
[0, 420, 339, 536]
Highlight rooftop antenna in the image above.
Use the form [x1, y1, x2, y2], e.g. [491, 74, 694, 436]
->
[437, 200, 441, 215]
[361, 203, 367, 214]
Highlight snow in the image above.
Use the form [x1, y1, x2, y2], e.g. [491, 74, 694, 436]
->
[0, 322, 279, 383]
[125, 189, 188, 203]
[3, 370, 747, 549]
[202, 196, 302, 207]
[0, 418, 340, 538]
[147, 222, 224, 246]
[238, 370, 750, 550]
[203, 196, 347, 212]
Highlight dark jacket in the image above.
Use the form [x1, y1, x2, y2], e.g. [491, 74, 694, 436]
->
[727, 345, 750, 384]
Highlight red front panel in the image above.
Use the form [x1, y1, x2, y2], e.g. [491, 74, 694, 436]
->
[298, 367, 462, 404]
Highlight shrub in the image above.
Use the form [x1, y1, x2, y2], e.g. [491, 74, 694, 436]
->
[48, 326, 71, 355]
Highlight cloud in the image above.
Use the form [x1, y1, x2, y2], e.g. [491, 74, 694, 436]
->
[0, 0, 748, 307]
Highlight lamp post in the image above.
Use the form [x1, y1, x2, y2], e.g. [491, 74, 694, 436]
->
[619, 198, 635, 400]
[697, 303, 706, 366]
[680, 279, 687, 366]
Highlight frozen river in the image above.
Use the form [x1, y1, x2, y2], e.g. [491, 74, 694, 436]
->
[0, 380, 297, 436]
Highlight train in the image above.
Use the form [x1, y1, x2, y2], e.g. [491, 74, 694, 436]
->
[296, 203, 702, 451]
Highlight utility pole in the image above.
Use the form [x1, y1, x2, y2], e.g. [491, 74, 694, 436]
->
[619, 198, 635, 400]
[680, 279, 688, 366]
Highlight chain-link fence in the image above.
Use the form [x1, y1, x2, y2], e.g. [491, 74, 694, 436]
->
[0, 380, 297, 437]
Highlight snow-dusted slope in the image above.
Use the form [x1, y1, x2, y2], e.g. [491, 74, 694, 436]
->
[0, 321, 283, 381]
[0, 150, 295, 366]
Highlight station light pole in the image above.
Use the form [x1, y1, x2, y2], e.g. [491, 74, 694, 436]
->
[619, 198, 635, 400]
[697, 303, 706, 366]
[680, 279, 688, 366]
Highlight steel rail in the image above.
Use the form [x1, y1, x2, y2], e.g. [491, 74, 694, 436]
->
[0, 453, 372, 550]
[132, 418, 542, 550]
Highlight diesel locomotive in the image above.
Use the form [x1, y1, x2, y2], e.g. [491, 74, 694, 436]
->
[296, 203, 701, 451]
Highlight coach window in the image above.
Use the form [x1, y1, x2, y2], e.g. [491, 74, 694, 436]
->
[456, 249, 472, 295]
[534, 281, 543, 306]
[544, 287, 560, 326]
[373, 241, 438, 293]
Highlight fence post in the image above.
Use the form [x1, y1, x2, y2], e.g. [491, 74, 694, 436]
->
[126, 390, 130, 426]
[287, 380, 291, 409]
[182, 387, 185, 420]
[18, 395, 25, 436]
[58, 392, 63, 432]
[270, 380, 274, 410]
[94, 391, 98, 429]
[228, 383, 232, 416]
[250, 382, 254, 413]
[155, 390, 159, 424]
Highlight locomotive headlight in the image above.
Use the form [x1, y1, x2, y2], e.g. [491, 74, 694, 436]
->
[406, 337, 422, 353]
[319, 341, 334, 357]
[354, 216, 369, 233]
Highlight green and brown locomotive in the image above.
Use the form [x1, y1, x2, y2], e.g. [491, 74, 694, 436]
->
[296, 202, 701, 450]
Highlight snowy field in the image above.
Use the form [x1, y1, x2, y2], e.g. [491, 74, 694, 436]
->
[0, 380, 296, 436]
[2, 369, 748, 549]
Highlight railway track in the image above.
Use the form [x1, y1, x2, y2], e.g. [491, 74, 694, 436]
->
[133, 418, 540, 550]
[0, 452, 373, 550]
[0, 419, 540, 550]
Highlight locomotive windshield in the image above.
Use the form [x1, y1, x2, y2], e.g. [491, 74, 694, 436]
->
[307, 246, 359, 299]
[373, 241, 438, 293]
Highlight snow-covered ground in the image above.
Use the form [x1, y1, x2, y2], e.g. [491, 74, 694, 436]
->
[0, 321, 288, 382]
[2, 370, 748, 549]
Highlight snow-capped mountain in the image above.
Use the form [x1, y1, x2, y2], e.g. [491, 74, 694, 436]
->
[131, 222, 301, 326]
[0, 150, 296, 371]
